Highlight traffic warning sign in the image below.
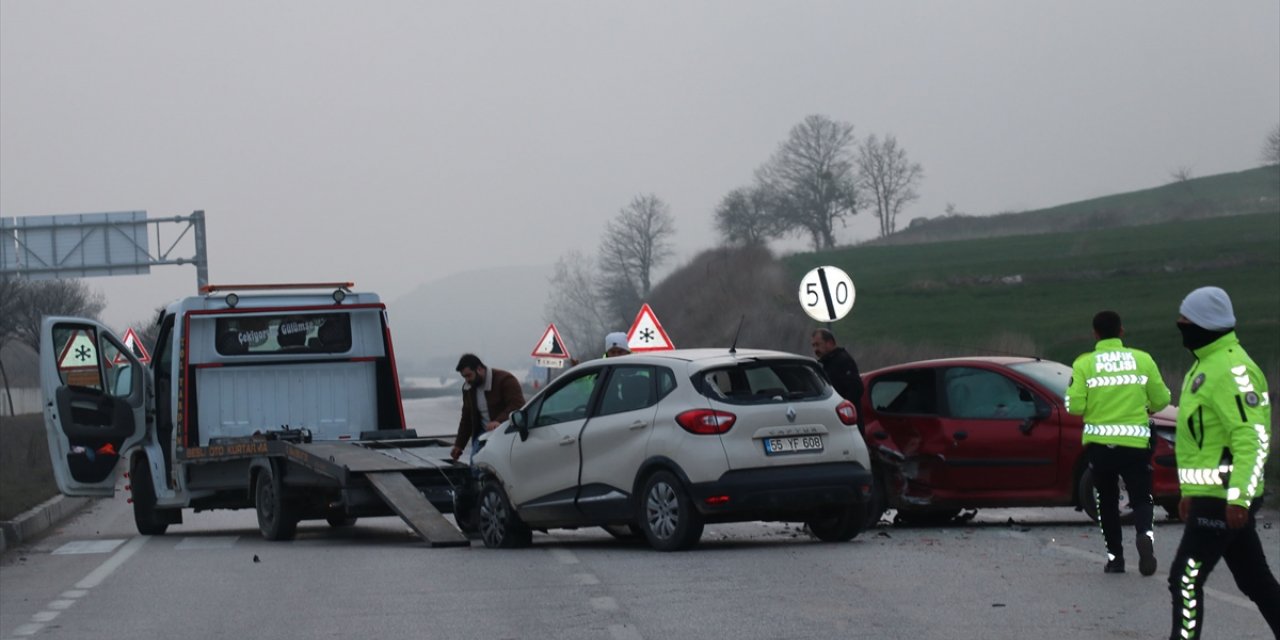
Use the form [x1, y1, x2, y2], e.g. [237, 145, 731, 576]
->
[115, 328, 151, 364]
[626, 304, 674, 352]
[531, 323, 571, 367]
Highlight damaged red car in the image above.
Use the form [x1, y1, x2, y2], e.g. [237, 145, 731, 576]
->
[859, 356, 1179, 525]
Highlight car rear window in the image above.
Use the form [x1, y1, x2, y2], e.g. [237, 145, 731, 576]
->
[696, 360, 829, 405]
[214, 313, 352, 356]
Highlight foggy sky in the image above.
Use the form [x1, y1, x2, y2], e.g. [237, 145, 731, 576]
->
[2, 1, 1277, 329]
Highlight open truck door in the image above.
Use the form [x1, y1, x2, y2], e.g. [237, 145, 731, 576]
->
[40, 317, 150, 497]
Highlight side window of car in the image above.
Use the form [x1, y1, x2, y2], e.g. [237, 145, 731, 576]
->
[870, 369, 938, 415]
[535, 371, 600, 427]
[944, 367, 1037, 420]
[656, 367, 677, 401]
[598, 366, 656, 416]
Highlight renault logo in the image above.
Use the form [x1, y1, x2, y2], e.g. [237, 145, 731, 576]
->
[785, 406, 797, 423]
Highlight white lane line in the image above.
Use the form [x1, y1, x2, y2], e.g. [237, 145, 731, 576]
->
[30, 612, 59, 623]
[76, 536, 148, 589]
[549, 547, 579, 565]
[175, 536, 239, 550]
[590, 596, 619, 612]
[1045, 541, 1256, 610]
[11, 623, 43, 636]
[51, 539, 126, 555]
[572, 573, 600, 585]
[59, 590, 88, 599]
[46, 600, 75, 610]
[609, 623, 644, 640]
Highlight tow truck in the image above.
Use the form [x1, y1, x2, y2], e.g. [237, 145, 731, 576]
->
[39, 282, 471, 546]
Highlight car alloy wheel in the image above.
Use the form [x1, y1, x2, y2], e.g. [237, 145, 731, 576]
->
[479, 482, 531, 549]
[639, 470, 703, 551]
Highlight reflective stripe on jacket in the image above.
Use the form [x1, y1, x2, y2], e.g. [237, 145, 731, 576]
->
[1175, 332, 1272, 507]
[1065, 338, 1171, 449]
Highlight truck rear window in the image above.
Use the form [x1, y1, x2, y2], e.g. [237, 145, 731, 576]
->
[697, 360, 829, 404]
[214, 313, 352, 356]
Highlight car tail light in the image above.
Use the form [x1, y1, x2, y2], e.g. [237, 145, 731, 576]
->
[836, 401, 858, 426]
[676, 409, 736, 434]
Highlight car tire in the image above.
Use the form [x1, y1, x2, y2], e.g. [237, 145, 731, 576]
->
[326, 516, 357, 528]
[638, 470, 704, 551]
[893, 508, 962, 527]
[807, 503, 865, 542]
[255, 465, 299, 541]
[478, 481, 532, 548]
[1078, 468, 1135, 525]
[130, 456, 170, 536]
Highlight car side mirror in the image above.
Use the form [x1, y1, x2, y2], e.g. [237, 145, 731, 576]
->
[511, 409, 529, 442]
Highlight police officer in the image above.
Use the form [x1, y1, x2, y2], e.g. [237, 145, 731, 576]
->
[1167, 286, 1279, 639]
[1066, 310, 1170, 576]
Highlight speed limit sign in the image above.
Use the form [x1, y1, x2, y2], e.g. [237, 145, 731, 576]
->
[798, 266, 856, 322]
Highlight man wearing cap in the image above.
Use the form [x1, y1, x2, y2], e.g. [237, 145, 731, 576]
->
[604, 332, 631, 358]
[1065, 310, 1170, 576]
[1166, 286, 1279, 639]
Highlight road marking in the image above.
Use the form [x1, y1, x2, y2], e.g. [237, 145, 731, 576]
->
[59, 590, 87, 599]
[10, 623, 43, 636]
[175, 536, 239, 550]
[30, 612, 58, 623]
[76, 536, 148, 589]
[46, 600, 75, 610]
[549, 547, 579, 564]
[572, 573, 600, 585]
[609, 623, 644, 640]
[51, 539, 126, 555]
[590, 596, 619, 611]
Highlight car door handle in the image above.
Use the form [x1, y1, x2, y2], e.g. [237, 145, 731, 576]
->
[628, 421, 647, 430]
[953, 431, 968, 441]
[559, 435, 577, 446]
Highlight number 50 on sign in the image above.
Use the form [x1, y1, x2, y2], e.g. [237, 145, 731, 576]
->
[798, 266, 856, 322]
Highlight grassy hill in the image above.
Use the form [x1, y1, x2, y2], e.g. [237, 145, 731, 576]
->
[878, 165, 1280, 245]
[785, 210, 1280, 377]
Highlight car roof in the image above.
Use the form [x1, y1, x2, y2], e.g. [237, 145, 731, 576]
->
[605, 348, 814, 368]
[867, 355, 1050, 375]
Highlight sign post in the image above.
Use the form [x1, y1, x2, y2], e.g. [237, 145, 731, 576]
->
[798, 266, 856, 323]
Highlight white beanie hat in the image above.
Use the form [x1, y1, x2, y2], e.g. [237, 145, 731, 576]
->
[1179, 286, 1236, 331]
[605, 332, 629, 351]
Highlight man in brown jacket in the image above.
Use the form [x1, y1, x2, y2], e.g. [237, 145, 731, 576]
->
[450, 353, 526, 463]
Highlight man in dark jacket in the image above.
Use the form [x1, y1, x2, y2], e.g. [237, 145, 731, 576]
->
[450, 353, 526, 463]
[812, 328, 864, 431]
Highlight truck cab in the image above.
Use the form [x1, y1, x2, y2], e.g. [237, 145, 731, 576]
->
[41, 282, 465, 542]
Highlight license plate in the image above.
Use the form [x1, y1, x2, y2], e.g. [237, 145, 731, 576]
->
[763, 435, 823, 455]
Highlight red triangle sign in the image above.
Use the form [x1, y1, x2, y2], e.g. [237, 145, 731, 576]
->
[115, 328, 152, 364]
[626, 303, 674, 352]
[531, 323, 571, 359]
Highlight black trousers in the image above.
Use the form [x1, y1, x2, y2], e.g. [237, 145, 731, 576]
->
[1167, 498, 1280, 639]
[1085, 443, 1154, 559]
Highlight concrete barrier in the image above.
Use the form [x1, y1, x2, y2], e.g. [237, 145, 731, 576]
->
[0, 494, 96, 554]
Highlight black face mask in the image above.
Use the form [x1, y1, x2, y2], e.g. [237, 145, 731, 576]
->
[1177, 322, 1229, 351]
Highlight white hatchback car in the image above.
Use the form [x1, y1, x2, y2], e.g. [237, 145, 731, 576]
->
[469, 348, 873, 550]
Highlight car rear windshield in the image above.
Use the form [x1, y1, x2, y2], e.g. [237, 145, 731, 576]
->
[696, 359, 829, 404]
[215, 313, 352, 356]
[1008, 360, 1071, 397]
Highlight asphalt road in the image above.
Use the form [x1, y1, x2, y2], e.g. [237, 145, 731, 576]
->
[4, 397, 1276, 639]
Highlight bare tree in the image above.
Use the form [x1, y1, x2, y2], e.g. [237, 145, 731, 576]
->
[12, 278, 106, 352]
[598, 194, 676, 327]
[1264, 123, 1280, 166]
[1169, 166, 1195, 183]
[714, 186, 786, 246]
[543, 250, 611, 360]
[857, 133, 924, 238]
[0, 276, 28, 415]
[756, 114, 860, 250]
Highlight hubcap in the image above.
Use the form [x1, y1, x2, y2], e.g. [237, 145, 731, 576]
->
[480, 491, 505, 546]
[646, 481, 679, 539]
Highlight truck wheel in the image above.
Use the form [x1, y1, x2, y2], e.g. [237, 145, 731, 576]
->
[477, 481, 531, 548]
[1078, 468, 1135, 525]
[255, 466, 299, 541]
[130, 456, 169, 536]
[806, 503, 865, 542]
[638, 470, 703, 551]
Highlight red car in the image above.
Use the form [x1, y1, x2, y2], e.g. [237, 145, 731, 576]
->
[859, 356, 1179, 525]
